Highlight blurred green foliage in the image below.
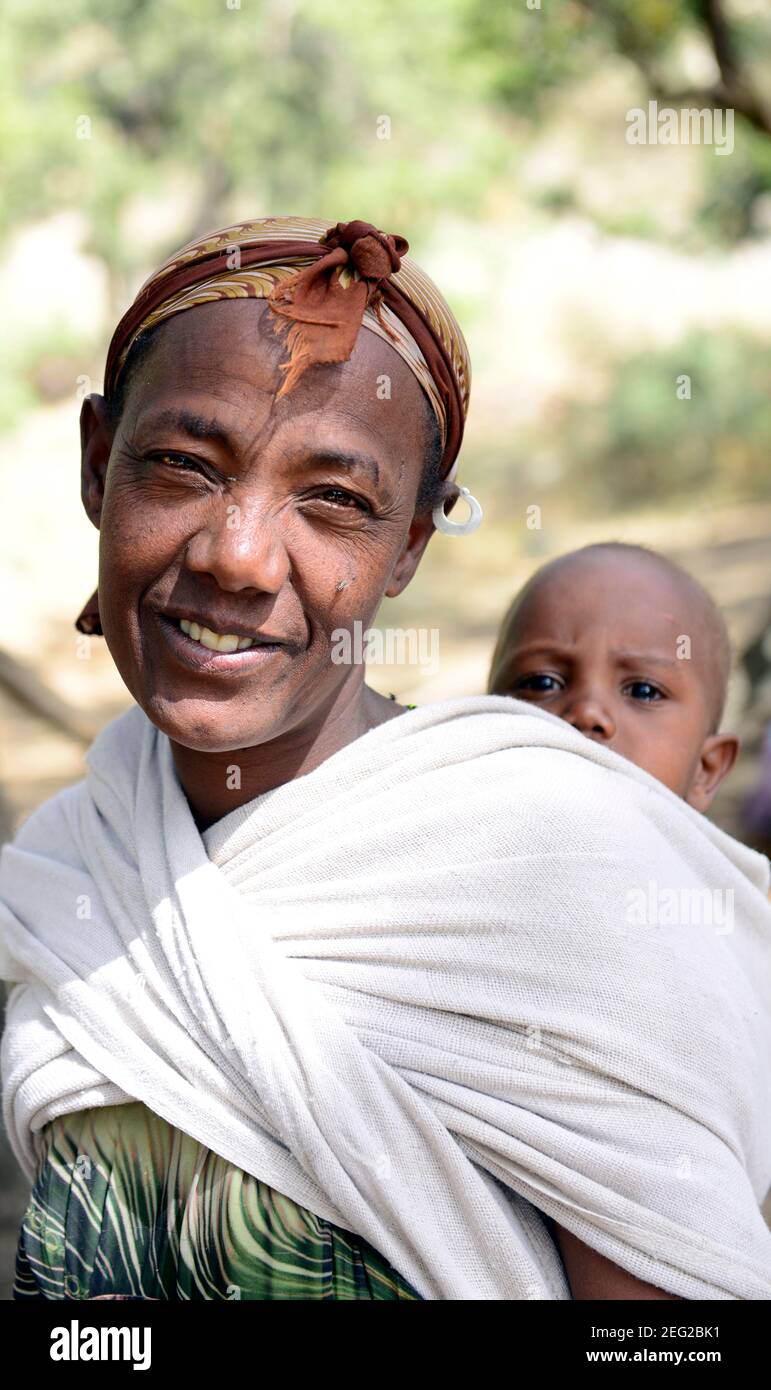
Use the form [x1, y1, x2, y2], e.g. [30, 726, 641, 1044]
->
[3, 0, 770, 271]
[555, 332, 771, 509]
[0, 321, 94, 433]
[1, 0, 770, 511]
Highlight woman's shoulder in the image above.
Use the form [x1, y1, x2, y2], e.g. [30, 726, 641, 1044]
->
[409, 696, 771, 890]
[404, 692, 627, 766]
[2, 705, 149, 865]
[405, 693, 643, 802]
[7, 781, 85, 854]
[0, 786, 89, 937]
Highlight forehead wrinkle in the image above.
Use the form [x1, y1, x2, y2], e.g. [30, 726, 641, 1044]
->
[130, 375, 283, 455]
[128, 318, 284, 427]
[269, 394, 421, 485]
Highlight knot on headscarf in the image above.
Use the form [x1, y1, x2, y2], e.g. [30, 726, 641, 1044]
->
[267, 220, 409, 397]
[321, 220, 408, 277]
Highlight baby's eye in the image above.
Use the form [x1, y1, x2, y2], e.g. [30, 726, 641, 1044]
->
[511, 673, 563, 694]
[625, 680, 664, 702]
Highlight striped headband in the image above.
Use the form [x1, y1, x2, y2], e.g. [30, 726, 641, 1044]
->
[104, 215, 471, 480]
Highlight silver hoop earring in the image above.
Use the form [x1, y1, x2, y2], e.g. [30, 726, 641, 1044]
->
[432, 485, 483, 537]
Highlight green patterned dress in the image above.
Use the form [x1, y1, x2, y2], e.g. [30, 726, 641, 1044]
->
[13, 1102, 421, 1300]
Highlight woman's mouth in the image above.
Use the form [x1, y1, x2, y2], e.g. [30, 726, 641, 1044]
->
[178, 617, 267, 653]
[155, 612, 289, 673]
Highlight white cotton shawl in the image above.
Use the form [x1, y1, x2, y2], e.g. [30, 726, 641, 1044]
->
[1, 694, 771, 1301]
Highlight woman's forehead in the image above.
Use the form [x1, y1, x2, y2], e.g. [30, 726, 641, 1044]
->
[126, 299, 431, 430]
[122, 300, 432, 463]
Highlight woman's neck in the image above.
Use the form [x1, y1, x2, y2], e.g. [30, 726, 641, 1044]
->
[170, 683, 405, 832]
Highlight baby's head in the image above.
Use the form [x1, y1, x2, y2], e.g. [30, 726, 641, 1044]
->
[488, 542, 739, 811]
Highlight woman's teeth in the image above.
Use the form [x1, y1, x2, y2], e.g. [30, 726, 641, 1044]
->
[179, 619, 259, 653]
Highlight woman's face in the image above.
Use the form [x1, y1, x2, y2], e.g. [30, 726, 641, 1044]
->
[81, 298, 436, 753]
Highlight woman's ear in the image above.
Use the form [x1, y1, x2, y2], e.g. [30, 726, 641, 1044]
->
[80, 394, 114, 529]
[686, 733, 741, 812]
[383, 509, 435, 598]
[384, 478, 457, 599]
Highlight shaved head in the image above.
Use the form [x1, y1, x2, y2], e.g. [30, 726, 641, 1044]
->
[488, 541, 740, 809]
[490, 543, 731, 731]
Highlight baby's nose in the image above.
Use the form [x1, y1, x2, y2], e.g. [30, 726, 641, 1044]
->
[565, 693, 617, 742]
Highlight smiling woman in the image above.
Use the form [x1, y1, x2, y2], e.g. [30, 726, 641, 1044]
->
[72, 217, 469, 808]
[80, 295, 456, 808]
[2, 218, 771, 1302]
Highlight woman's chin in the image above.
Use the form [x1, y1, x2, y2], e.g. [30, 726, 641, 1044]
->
[139, 693, 280, 754]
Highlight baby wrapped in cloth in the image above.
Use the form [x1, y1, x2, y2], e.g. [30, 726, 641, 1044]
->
[1, 694, 770, 1300]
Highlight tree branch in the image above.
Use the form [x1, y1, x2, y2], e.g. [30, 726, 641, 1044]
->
[580, 0, 771, 138]
[696, 0, 771, 135]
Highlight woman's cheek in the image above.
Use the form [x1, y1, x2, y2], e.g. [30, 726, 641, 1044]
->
[102, 497, 190, 575]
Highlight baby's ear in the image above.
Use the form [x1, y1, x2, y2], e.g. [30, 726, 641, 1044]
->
[686, 733, 741, 813]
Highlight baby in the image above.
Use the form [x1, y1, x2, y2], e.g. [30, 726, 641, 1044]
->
[487, 541, 739, 812]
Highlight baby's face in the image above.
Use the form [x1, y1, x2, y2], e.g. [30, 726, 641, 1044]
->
[492, 552, 730, 807]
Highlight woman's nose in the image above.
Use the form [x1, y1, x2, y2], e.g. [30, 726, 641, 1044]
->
[183, 501, 291, 595]
[564, 692, 617, 743]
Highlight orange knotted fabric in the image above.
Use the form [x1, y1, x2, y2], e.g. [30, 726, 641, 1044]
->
[268, 221, 410, 395]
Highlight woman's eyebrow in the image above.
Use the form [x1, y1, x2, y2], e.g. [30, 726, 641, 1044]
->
[303, 447, 381, 484]
[137, 408, 234, 448]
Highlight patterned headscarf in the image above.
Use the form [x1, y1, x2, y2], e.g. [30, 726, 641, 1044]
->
[76, 216, 471, 634]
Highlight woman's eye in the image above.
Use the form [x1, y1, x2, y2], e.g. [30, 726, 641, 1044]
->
[511, 673, 563, 694]
[311, 487, 370, 512]
[625, 680, 664, 702]
[151, 452, 200, 472]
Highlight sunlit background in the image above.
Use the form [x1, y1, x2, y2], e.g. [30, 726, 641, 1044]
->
[2, 0, 771, 1290]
